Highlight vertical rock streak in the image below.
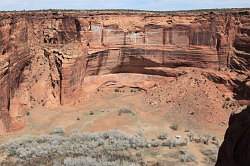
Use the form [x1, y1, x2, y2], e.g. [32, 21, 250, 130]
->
[0, 10, 249, 133]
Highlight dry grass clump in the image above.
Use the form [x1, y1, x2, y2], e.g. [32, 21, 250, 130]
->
[0, 130, 146, 165]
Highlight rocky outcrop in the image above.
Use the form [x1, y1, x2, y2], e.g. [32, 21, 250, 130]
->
[0, 9, 250, 133]
[0, 17, 31, 133]
[216, 106, 250, 166]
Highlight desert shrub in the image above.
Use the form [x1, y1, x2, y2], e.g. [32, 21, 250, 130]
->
[161, 138, 177, 148]
[160, 136, 188, 149]
[201, 135, 211, 145]
[158, 133, 168, 140]
[61, 156, 141, 166]
[50, 128, 65, 136]
[64, 156, 97, 166]
[211, 136, 220, 147]
[150, 140, 161, 147]
[170, 123, 178, 131]
[118, 108, 135, 116]
[0, 130, 146, 165]
[179, 150, 196, 163]
[200, 147, 218, 164]
[53, 159, 62, 166]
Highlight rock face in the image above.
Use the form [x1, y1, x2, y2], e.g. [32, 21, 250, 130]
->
[0, 9, 250, 133]
[216, 106, 250, 166]
[0, 16, 31, 132]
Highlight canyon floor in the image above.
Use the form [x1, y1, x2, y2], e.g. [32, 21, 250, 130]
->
[0, 68, 239, 165]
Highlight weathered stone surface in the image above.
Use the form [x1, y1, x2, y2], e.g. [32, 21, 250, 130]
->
[0, 17, 30, 132]
[216, 106, 250, 166]
[0, 9, 250, 133]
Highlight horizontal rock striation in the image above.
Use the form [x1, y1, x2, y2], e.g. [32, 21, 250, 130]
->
[0, 9, 250, 133]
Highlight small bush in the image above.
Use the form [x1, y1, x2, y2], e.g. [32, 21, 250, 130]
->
[0, 130, 146, 165]
[200, 147, 218, 164]
[170, 124, 178, 131]
[118, 108, 134, 116]
[179, 150, 196, 163]
[50, 128, 65, 135]
[158, 133, 168, 140]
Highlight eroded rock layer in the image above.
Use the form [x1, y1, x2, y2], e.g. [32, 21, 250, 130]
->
[0, 9, 250, 133]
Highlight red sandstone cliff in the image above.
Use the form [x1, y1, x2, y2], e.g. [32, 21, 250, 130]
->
[0, 9, 250, 133]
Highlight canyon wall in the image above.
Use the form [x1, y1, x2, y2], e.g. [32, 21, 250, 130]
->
[0, 16, 30, 132]
[0, 9, 250, 132]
